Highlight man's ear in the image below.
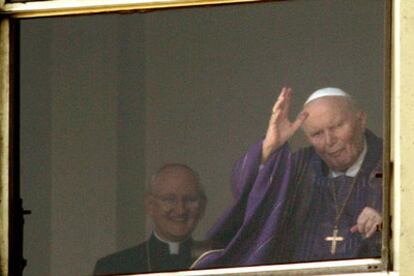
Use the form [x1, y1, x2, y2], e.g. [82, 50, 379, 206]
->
[144, 193, 155, 216]
[304, 132, 312, 144]
[302, 127, 313, 144]
[357, 110, 367, 129]
[198, 197, 207, 219]
[301, 122, 313, 144]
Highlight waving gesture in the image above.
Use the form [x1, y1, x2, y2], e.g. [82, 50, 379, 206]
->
[262, 87, 308, 164]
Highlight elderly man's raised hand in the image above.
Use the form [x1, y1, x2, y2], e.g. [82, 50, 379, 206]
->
[350, 206, 383, 238]
[262, 87, 308, 164]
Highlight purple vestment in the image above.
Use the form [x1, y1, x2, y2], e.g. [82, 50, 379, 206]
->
[194, 130, 382, 269]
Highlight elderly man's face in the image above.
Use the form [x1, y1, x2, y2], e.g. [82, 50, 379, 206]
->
[303, 97, 366, 172]
[145, 168, 205, 242]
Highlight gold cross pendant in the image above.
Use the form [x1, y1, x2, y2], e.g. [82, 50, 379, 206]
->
[325, 227, 344, 255]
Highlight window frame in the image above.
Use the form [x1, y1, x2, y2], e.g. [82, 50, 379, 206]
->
[0, 0, 406, 275]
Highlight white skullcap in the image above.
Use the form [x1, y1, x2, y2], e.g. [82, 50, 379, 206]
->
[304, 87, 350, 105]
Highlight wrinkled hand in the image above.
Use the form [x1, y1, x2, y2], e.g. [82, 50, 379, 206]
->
[350, 207, 383, 238]
[262, 87, 308, 164]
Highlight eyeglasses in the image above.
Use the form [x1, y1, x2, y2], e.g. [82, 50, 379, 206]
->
[152, 194, 201, 210]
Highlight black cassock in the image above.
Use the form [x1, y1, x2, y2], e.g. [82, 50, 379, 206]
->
[94, 234, 193, 275]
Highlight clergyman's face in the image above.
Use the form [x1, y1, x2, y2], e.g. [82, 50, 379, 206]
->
[145, 168, 205, 242]
[303, 97, 366, 172]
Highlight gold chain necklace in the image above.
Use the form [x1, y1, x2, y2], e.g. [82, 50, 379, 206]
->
[325, 176, 357, 255]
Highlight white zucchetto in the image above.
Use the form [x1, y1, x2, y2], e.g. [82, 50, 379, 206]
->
[304, 87, 350, 105]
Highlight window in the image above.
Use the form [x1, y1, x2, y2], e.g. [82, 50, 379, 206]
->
[0, 0, 407, 275]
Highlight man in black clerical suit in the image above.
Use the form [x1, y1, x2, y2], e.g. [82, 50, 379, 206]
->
[94, 164, 207, 275]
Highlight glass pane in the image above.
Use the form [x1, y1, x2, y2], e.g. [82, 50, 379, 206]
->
[19, 0, 388, 275]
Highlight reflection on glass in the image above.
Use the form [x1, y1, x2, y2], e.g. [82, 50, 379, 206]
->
[19, 0, 386, 275]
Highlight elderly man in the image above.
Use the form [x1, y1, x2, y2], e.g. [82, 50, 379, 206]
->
[194, 87, 383, 268]
[94, 163, 206, 275]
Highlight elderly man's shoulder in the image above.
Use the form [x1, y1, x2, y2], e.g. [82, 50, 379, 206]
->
[94, 241, 148, 275]
[97, 242, 147, 262]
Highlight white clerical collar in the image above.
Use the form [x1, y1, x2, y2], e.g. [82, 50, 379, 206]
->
[153, 231, 180, 255]
[330, 139, 367, 178]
